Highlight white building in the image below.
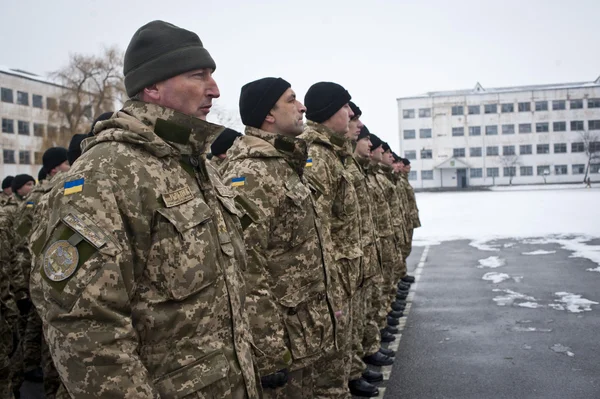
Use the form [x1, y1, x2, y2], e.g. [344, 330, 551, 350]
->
[397, 77, 600, 189]
[1, 66, 67, 179]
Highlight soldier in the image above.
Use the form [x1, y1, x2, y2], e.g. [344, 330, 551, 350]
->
[210, 127, 242, 166]
[0, 247, 19, 399]
[1, 176, 14, 206]
[299, 82, 370, 398]
[221, 77, 334, 398]
[9, 175, 35, 205]
[399, 157, 420, 277]
[29, 20, 260, 398]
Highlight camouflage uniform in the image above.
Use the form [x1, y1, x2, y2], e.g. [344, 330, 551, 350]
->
[29, 101, 261, 399]
[401, 172, 421, 258]
[221, 127, 335, 398]
[299, 121, 362, 399]
[0, 192, 12, 207]
[0, 252, 18, 399]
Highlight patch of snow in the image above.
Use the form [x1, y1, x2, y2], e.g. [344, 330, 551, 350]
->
[482, 272, 510, 284]
[412, 238, 442, 247]
[518, 302, 542, 309]
[512, 276, 524, 283]
[512, 326, 552, 332]
[470, 239, 500, 252]
[503, 243, 516, 248]
[478, 256, 506, 268]
[550, 343, 574, 356]
[522, 250, 557, 255]
[553, 292, 598, 313]
[492, 289, 535, 306]
[548, 304, 565, 311]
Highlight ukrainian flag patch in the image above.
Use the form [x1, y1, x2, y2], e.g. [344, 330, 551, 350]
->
[231, 177, 246, 187]
[306, 158, 313, 167]
[64, 178, 84, 196]
[26, 201, 34, 208]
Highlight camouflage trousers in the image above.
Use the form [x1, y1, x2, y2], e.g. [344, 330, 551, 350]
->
[380, 235, 402, 312]
[262, 366, 314, 399]
[402, 227, 414, 261]
[23, 309, 42, 373]
[393, 230, 408, 279]
[362, 279, 383, 357]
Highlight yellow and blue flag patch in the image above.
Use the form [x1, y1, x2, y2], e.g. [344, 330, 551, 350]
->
[306, 158, 313, 167]
[231, 177, 246, 187]
[26, 201, 34, 208]
[64, 178, 84, 196]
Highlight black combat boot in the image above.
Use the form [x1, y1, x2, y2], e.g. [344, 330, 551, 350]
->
[387, 316, 400, 326]
[364, 351, 394, 366]
[379, 347, 395, 357]
[391, 301, 406, 311]
[402, 275, 416, 284]
[388, 310, 404, 318]
[348, 378, 379, 397]
[384, 325, 399, 334]
[362, 369, 384, 383]
[380, 330, 396, 343]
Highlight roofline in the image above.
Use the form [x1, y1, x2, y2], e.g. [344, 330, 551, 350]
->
[0, 69, 69, 90]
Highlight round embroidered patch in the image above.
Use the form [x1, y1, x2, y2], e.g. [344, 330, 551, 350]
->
[43, 240, 79, 282]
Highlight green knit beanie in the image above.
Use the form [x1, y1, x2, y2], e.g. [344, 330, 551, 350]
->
[124, 20, 216, 97]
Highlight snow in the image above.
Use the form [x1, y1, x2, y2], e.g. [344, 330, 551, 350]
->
[490, 183, 588, 192]
[482, 272, 510, 283]
[518, 302, 542, 309]
[553, 292, 598, 313]
[492, 289, 536, 306]
[522, 250, 557, 255]
[477, 256, 506, 268]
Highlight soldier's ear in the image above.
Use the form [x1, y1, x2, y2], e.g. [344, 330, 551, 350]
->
[265, 112, 275, 124]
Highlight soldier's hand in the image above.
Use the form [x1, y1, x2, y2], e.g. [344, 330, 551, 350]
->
[260, 368, 289, 389]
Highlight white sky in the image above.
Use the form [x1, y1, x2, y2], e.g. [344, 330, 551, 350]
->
[2, 0, 599, 150]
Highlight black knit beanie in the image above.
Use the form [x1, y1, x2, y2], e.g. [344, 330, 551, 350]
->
[401, 158, 411, 166]
[124, 20, 216, 97]
[239, 78, 291, 128]
[349, 101, 362, 119]
[38, 167, 47, 182]
[382, 142, 391, 153]
[2, 176, 14, 190]
[43, 147, 68, 173]
[392, 153, 402, 163]
[211, 128, 242, 156]
[304, 82, 351, 123]
[370, 134, 382, 150]
[11, 174, 35, 192]
[68, 134, 88, 165]
[357, 125, 370, 141]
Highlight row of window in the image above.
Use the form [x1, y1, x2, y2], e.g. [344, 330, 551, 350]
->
[0, 87, 76, 113]
[410, 164, 600, 180]
[2, 149, 43, 165]
[403, 98, 600, 119]
[403, 120, 600, 139]
[405, 142, 600, 160]
[1, 118, 59, 136]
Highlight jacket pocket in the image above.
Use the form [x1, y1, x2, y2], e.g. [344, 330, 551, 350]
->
[153, 350, 231, 399]
[273, 179, 315, 248]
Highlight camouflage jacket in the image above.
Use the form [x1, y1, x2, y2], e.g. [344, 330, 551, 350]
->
[29, 101, 260, 399]
[365, 164, 394, 238]
[401, 172, 421, 228]
[394, 172, 410, 224]
[377, 165, 408, 246]
[0, 262, 18, 370]
[0, 192, 12, 207]
[221, 127, 334, 373]
[299, 121, 362, 303]
[0, 195, 28, 303]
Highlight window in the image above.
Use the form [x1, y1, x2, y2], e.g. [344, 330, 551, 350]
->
[589, 120, 600, 130]
[468, 105, 480, 115]
[469, 126, 481, 136]
[592, 164, 600, 174]
[518, 102, 531, 112]
[552, 100, 566, 110]
[470, 147, 482, 157]
[451, 105, 464, 116]
[503, 145, 515, 156]
[453, 148, 465, 157]
[588, 98, 600, 108]
[419, 128, 432, 138]
[572, 164, 585, 174]
[470, 168, 483, 178]
[19, 151, 31, 165]
[421, 149, 432, 159]
[537, 165, 550, 175]
[403, 109, 415, 119]
[46, 97, 58, 111]
[501, 103, 514, 113]
[34, 151, 43, 165]
[571, 142, 584, 152]
[486, 146, 499, 156]
[502, 124, 515, 134]
[47, 125, 58, 135]
[421, 170, 433, 180]
[32, 94, 43, 109]
[536, 122, 549, 133]
[570, 99, 583, 109]
[536, 144, 550, 154]
[405, 150, 417, 160]
[592, 142, 600, 152]
[16, 91, 29, 106]
[33, 123, 45, 137]
[487, 167, 499, 177]
[408, 171, 417, 180]
[519, 123, 532, 133]
[484, 104, 497, 114]
[554, 165, 568, 175]
[3, 150, 15, 164]
[2, 118, 14, 134]
[418, 108, 431, 118]
[520, 166, 533, 176]
[485, 125, 498, 135]
[535, 101, 548, 111]
[1, 88, 13, 103]
[553, 121, 566, 132]
[452, 127, 464, 136]
[571, 120, 584, 131]
[17, 121, 30, 135]
[503, 167, 516, 177]
[403, 129, 416, 139]
[520, 145, 532, 155]
[554, 143, 567, 153]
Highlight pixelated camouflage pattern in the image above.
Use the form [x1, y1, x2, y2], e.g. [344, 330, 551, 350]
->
[29, 100, 260, 399]
[221, 127, 334, 375]
[402, 172, 421, 228]
[0, 192, 12, 207]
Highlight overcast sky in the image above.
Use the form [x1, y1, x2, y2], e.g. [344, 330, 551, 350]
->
[2, 0, 599, 150]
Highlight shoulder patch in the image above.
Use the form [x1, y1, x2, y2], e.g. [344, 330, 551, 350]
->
[306, 158, 313, 167]
[43, 240, 79, 282]
[26, 201, 34, 208]
[64, 178, 84, 196]
[162, 185, 194, 207]
[231, 177, 246, 187]
[61, 213, 107, 249]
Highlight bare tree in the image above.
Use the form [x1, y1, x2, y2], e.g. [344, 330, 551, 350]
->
[499, 154, 521, 185]
[207, 103, 244, 133]
[580, 131, 600, 182]
[44, 46, 126, 149]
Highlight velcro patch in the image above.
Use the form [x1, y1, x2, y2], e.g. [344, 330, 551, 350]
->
[162, 186, 194, 208]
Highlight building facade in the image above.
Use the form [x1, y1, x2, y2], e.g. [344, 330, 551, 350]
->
[397, 78, 600, 188]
